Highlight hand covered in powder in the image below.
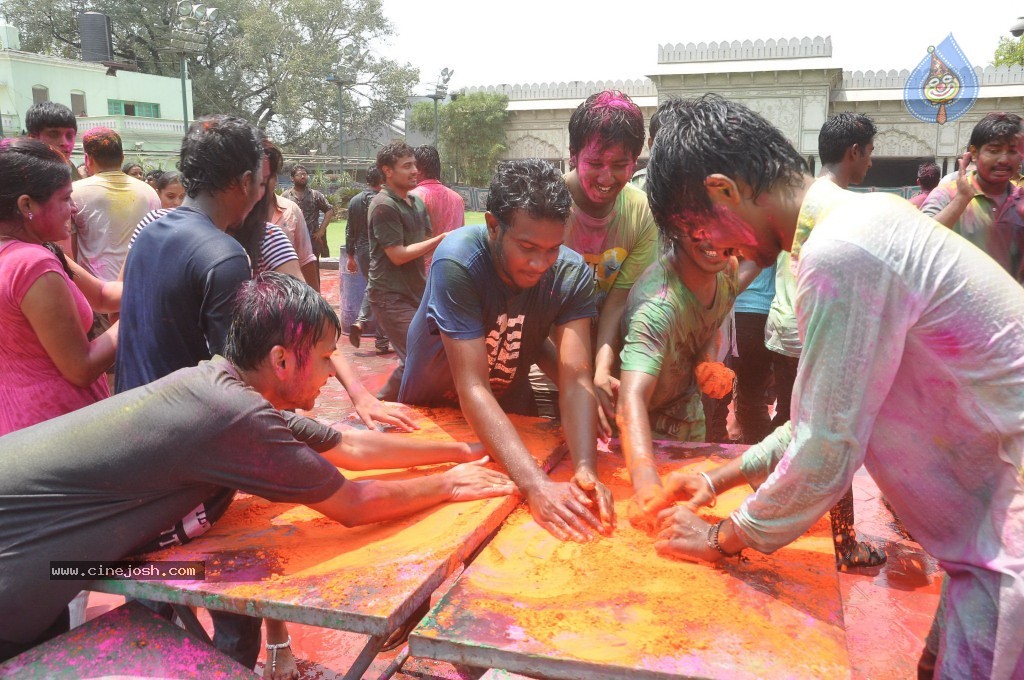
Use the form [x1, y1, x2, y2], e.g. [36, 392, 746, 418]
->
[571, 467, 615, 535]
[695, 361, 735, 400]
[526, 480, 604, 542]
[654, 505, 721, 563]
[627, 484, 673, 534]
[444, 457, 516, 502]
[662, 471, 715, 510]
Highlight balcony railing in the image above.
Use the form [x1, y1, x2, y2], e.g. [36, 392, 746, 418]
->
[78, 115, 185, 136]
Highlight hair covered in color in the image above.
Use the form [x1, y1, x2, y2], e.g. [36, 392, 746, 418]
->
[82, 127, 124, 166]
[225, 271, 341, 370]
[568, 90, 645, 165]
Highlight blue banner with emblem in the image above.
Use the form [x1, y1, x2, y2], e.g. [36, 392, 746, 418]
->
[903, 34, 979, 125]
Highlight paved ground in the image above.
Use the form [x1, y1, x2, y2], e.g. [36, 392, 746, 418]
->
[86, 266, 942, 679]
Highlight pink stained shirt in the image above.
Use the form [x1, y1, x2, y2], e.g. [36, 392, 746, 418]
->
[411, 179, 465, 273]
[270, 194, 316, 266]
[0, 240, 109, 436]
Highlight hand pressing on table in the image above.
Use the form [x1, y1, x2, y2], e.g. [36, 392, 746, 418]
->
[525, 479, 606, 542]
[571, 466, 616, 534]
[626, 483, 674, 534]
[445, 457, 517, 501]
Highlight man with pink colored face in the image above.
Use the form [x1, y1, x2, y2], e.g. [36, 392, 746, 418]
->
[645, 95, 1024, 679]
[562, 90, 659, 437]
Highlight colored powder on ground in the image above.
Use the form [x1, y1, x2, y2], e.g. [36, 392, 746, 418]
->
[418, 446, 850, 678]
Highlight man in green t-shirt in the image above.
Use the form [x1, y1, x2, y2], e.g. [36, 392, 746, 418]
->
[367, 140, 446, 400]
[616, 231, 744, 530]
[562, 91, 659, 435]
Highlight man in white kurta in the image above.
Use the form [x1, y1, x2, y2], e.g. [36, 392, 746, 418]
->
[733, 179, 1024, 678]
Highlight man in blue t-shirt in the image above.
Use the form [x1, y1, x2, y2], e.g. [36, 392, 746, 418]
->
[399, 159, 615, 542]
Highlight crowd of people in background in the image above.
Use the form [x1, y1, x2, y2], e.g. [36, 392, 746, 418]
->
[0, 90, 1021, 679]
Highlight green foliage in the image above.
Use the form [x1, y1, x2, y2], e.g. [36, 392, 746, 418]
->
[1, 0, 419, 153]
[995, 36, 1024, 67]
[411, 92, 509, 187]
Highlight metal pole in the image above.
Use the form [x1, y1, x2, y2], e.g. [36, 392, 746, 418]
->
[337, 81, 345, 177]
[433, 96, 439, 147]
[180, 53, 189, 133]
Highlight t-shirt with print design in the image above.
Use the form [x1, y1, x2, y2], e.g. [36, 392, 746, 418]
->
[619, 257, 739, 441]
[564, 181, 659, 306]
[398, 225, 597, 414]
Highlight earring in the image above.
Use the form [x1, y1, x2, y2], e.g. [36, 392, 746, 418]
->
[27, 212, 33, 221]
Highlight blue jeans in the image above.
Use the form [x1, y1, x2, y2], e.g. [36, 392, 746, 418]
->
[353, 246, 388, 350]
[370, 293, 418, 401]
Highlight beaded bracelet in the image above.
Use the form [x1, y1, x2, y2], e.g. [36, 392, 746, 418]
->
[706, 520, 742, 558]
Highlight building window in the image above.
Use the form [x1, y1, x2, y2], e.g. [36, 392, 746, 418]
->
[70, 91, 87, 116]
[32, 86, 49, 104]
[107, 99, 160, 118]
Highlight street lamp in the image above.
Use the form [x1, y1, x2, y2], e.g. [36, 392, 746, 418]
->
[426, 67, 453, 147]
[326, 44, 359, 177]
[167, 1, 219, 133]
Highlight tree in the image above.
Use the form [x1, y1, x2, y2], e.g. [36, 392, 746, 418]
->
[0, 0, 418, 152]
[411, 91, 508, 186]
[995, 36, 1024, 67]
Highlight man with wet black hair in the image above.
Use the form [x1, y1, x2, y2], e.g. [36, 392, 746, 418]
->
[923, 112, 1024, 279]
[400, 159, 614, 543]
[0, 271, 510, 662]
[117, 114, 266, 393]
[115, 114, 268, 665]
[818, 112, 876, 187]
[644, 95, 1024, 679]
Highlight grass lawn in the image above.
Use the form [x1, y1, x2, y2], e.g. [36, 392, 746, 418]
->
[326, 211, 487, 258]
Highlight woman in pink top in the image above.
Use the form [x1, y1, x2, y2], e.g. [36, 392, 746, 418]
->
[0, 138, 119, 436]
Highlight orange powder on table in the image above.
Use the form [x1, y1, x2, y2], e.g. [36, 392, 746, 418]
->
[419, 450, 850, 678]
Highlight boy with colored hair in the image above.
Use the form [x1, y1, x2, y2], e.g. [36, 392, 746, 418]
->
[563, 91, 659, 434]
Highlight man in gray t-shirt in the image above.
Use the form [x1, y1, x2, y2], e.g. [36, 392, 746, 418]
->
[0, 272, 511, 659]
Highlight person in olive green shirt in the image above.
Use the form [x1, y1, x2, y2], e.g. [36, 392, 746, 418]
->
[367, 140, 446, 400]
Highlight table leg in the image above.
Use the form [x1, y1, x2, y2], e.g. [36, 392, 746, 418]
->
[171, 604, 212, 644]
[376, 644, 410, 680]
[342, 633, 387, 680]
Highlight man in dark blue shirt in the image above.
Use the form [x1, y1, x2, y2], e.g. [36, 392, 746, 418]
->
[399, 159, 615, 543]
[117, 115, 265, 392]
